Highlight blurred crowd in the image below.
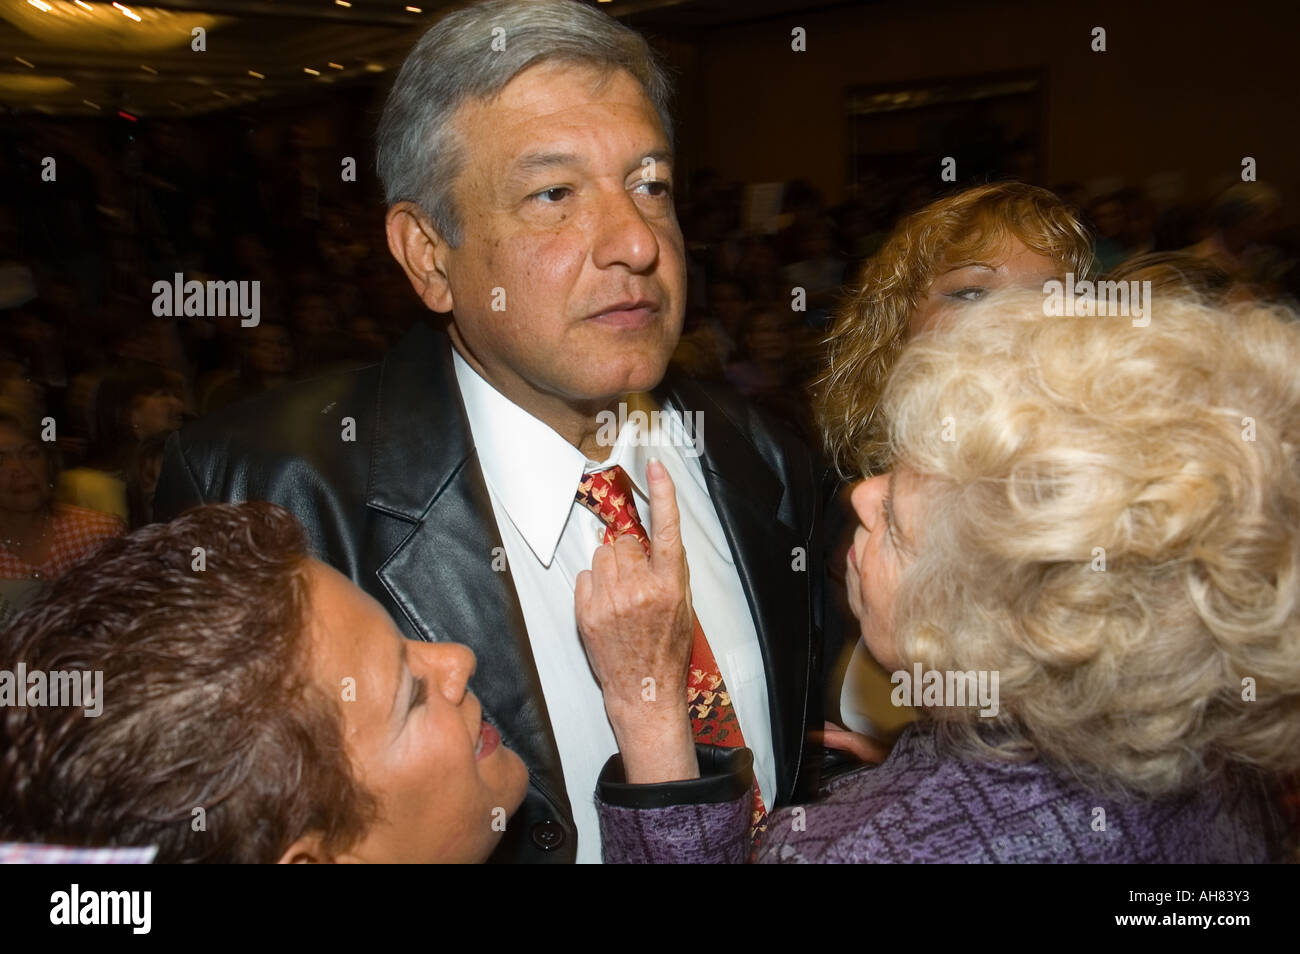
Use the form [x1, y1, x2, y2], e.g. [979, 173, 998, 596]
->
[1, 115, 1298, 612]
[671, 172, 1299, 446]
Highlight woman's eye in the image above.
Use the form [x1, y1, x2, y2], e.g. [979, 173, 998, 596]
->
[410, 676, 428, 710]
[533, 187, 571, 204]
[947, 286, 987, 302]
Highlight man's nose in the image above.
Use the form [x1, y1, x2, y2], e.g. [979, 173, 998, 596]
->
[591, 187, 659, 273]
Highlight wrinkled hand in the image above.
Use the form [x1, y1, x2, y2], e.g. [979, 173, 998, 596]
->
[575, 458, 698, 783]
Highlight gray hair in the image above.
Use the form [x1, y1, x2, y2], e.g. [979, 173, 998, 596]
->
[375, 0, 675, 248]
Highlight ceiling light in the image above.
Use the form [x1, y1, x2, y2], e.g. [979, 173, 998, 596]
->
[6, 1, 226, 51]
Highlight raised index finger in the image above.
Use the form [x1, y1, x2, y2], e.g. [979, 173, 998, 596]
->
[646, 456, 684, 577]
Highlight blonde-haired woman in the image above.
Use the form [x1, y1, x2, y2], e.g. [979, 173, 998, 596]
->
[591, 289, 1299, 863]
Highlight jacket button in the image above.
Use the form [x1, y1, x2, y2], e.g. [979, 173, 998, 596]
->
[530, 820, 565, 851]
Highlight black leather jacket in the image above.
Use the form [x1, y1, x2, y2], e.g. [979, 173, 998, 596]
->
[155, 322, 827, 862]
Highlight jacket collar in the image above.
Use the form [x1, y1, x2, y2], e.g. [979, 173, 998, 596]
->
[654, 367, 810, 801]
[366, 321, 473, 520]
[653, 368, 786, 523]
[365, 323, 572, 818]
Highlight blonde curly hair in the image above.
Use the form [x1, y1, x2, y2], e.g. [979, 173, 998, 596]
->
[883, 288, 1300, 797]
[816, 182, 1093, 478]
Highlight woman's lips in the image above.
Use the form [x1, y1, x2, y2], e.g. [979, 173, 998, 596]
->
[475, 722, 501, 761]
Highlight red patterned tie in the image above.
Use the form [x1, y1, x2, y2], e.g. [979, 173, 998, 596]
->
[576, 465, 767, 833]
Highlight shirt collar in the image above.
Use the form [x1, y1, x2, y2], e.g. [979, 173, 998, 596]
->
[451, 348, 654, 566]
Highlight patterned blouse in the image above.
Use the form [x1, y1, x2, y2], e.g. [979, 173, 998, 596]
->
[0, 504, 124, 582]
[597, 723, 1289, 864]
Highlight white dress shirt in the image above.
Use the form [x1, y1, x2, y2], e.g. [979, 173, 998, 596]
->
[452, 348, 776, 863]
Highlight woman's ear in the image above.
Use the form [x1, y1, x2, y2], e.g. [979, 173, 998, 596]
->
[277, 833, 334, 864]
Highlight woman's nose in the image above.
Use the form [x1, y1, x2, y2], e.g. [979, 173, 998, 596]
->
[426, 642, 476, 705]
[850, 474, 888, 529]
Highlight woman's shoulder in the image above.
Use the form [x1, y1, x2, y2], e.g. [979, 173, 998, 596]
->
[762, 725, 1284, 863]
[53, 503, 126, 537]
[761, 724, 988, 863]
[57, 470, 128, 520]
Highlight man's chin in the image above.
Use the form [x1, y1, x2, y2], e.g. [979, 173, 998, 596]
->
[581, 355, 674, 399]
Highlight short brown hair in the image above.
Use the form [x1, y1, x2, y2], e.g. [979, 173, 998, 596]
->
[0, 502, 378, 862]
[815, 182, 1093, 478]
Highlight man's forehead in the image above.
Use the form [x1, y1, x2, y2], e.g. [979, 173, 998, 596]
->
[454, 62, 666, 145]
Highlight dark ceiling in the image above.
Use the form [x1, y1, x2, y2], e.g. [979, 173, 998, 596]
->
[0, 0, 854, 117]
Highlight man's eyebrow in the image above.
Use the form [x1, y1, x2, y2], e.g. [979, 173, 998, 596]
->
[508, 148, 674, 182]
[635, 149, 675, 171]
[508, 150, 583, 180]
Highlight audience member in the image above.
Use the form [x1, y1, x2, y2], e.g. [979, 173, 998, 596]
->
[0, 402, 122, 622]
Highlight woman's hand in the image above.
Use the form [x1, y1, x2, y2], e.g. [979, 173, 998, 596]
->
[575, 458, 698, 784]
[819, 720, 890, 764]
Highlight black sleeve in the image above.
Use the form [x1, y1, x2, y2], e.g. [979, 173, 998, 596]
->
[597, 744, 754, 808]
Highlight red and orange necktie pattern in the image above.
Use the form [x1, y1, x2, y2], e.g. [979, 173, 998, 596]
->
[575, 465, 767, 836]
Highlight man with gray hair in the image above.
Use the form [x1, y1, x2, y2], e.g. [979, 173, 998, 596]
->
[156, 0, 825, 863]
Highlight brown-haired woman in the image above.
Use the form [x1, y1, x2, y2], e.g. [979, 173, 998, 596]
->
[1, 501, 527, 862]
[816, 181, 1094, 478]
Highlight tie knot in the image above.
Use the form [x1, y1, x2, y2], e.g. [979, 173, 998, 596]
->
[576, 466, 649, 553]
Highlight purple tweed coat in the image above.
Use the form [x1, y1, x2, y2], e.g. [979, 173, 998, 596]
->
[596, 724, 1287, 864]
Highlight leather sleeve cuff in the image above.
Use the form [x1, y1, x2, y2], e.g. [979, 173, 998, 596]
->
[597, 744, 754, 809]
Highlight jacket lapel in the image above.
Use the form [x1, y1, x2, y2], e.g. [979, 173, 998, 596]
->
[365, 324, 571, 818]
[654, 371, 812, 804]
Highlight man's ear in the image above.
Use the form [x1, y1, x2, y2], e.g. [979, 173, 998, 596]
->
[385, 201, 456, 314]
[277, 832, 338, 864]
